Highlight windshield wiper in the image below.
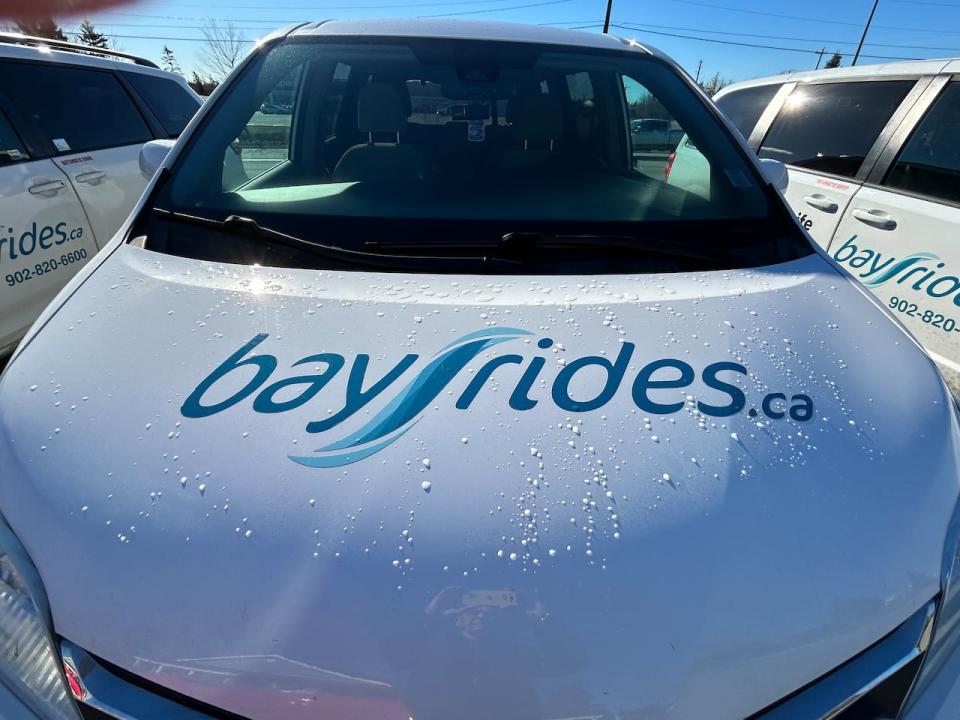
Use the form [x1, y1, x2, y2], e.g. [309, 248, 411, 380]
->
[153, 210, 513, 271]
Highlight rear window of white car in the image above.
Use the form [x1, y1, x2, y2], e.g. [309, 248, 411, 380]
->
[0, 62, 152, 154]
[884, 81, 960, 205]
[757, 80, 913, 178]
[125, 72, 200, 137]
[715, 83, 780, 141]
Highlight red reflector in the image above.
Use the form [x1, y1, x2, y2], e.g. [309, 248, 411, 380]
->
[63, 662, 88, 701]
[664, 151, 676, 180]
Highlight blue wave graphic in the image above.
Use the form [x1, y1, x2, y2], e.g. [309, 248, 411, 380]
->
[289, 328, 532, 468]
[863, 252, 940, 287]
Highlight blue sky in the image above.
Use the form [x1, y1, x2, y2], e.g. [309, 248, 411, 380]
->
[59, 0, 960, 82]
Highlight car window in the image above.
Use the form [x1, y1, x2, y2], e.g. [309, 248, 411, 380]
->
[224, 63, 304, 190]
[175, 40, 764, 227]
[884, 82, 960, 205]
[124, 73, 200, 137]
[624, 75, 698, 180]
[153, 39, 813, 275]
[0, 110, 28, 165]
[758, 80, 913, 178]
[714, 84, 780, 140]
[0, 63, 151, 154]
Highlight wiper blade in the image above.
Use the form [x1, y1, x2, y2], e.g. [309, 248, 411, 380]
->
[154, 210, 510, 271]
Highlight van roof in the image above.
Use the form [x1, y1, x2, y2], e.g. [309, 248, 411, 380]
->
[717, 56, 959, 97]
[0, 31, 185, 80]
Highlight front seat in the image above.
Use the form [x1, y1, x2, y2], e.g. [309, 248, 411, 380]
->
[333, 83, 427, 182]
[499, 93, 564, 168]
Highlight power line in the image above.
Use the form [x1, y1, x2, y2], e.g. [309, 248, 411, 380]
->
[71, 14, 960, 51]
[109, 0, 542, 10]
[889, 0, 960, 6]
[417, 0, 573, 18]
[650, 0, 960, 34]
[609, 23, 922, 60]
[613, 19, 960, 51]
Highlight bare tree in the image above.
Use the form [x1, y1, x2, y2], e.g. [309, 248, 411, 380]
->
[198, 19, 246, 81]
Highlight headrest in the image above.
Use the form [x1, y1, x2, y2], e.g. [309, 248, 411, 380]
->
[357, 83, 407, 134]
[509, 94, 563, 143]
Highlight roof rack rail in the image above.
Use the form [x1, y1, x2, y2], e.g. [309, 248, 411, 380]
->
[0, 32, 159, 68]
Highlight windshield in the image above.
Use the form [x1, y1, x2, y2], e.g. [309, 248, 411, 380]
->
[147, 35, 807, 273]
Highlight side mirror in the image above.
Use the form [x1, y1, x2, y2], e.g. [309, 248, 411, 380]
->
[759, 158, 789, 191]
[139, 139, 176, 180]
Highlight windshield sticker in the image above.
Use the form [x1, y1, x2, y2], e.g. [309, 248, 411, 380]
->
[181, 328, 815, 468]
[467, 119, 485, 142]
[52, 138, 71, 152]
[834, 235, 960, 333]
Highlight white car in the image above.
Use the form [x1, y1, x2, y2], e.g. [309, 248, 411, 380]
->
[672, 59, 960, 383]
[1, 19, 960, 720]
[0, 32, 201, 359]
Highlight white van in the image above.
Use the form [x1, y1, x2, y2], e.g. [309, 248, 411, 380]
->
[1, 20, 960, 720]
[0, 33, 201, 359]
[670, 59, 960, 382]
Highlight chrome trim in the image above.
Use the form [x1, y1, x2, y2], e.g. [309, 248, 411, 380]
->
[866, 74, 953, 185]
[60, 641, 219, 720]
[752, 600, 937, 720]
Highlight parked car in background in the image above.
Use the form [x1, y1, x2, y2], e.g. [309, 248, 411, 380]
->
[0, 32, 201, 359]
[630, 117, 684, 151]
[670, 58, 960, 382]
[1, 18, 960, 720]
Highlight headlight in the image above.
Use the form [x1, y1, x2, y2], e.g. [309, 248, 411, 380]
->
[899, 391, 960, 715]
[0, 510, 80, 719]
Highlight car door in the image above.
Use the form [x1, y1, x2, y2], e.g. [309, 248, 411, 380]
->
[0, 108, 97, 354]
[831, 77, 960, 377]
[0, 61, 154, 244]
[755, 78, 928, 249]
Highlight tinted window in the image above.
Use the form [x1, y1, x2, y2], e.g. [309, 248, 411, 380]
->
[125, 73, 200, 137]
[151, 39, 815, 275]
[884, 82, 960, 205]
[175, 41, 766, 227]
[759, 80, 913, 178]
[715, 84, 780, 140]
[0, 63, 151, 154]
[0, 110, 28, 165]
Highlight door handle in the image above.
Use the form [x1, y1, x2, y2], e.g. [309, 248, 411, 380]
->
[852, 208, 898, 231]
[804, 193, 839, 213]
[27, 179, 65, 196]
[74, 169, 106, 185]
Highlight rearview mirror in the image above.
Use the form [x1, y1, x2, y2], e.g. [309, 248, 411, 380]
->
[759, 158, 789, 191]
[139, 139, 176, 180]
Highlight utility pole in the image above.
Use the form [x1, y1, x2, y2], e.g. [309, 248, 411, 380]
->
[815, 47, 825, 69]
[602, 0, 614, 33]
[695, 59, 703, 82]
[852, 0, 880, 66]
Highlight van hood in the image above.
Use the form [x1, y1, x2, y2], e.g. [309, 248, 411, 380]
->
[1, 245, 957, 720]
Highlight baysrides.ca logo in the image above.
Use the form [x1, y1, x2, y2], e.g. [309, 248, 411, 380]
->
[181, 328, 814, 467]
